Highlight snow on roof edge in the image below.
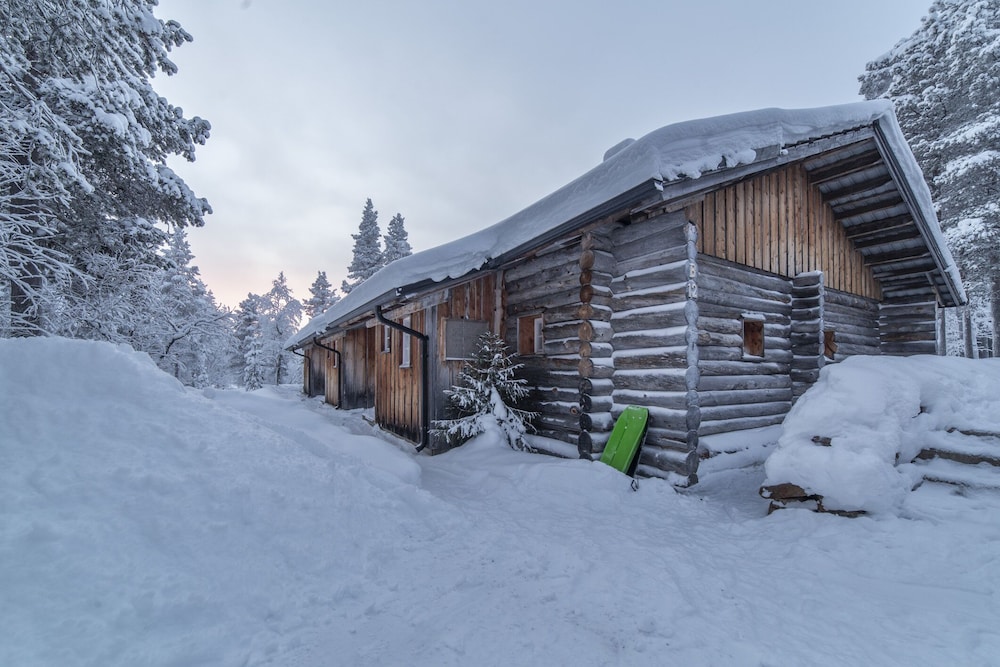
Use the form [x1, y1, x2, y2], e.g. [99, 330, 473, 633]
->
[288, 100, 962, 349]
[870, 113, 968, 306]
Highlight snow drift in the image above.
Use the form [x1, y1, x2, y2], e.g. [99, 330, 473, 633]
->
[4, 337, 999, 666]
[763, 355, 1000, 513]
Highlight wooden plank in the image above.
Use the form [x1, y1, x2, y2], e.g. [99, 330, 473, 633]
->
[726, 184, 737, 263]
[703, 195, 715, 257]
[769, 172, 779, 274]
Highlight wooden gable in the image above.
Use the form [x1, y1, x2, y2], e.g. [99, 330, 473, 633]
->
[685, 163, 881, 300]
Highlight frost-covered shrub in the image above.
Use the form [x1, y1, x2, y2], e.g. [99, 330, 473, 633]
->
[432, 333, 537, 449]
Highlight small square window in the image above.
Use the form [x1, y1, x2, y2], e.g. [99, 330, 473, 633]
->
[824, 329, 838, 360]
[518, 314, 544, 355]
[742, 316, 764, 358]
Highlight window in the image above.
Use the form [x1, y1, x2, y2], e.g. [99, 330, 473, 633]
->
[401, 316, 412, 368]
[742, 314, 765, 358]
[380, 325, 391, 353]
[444, 319, 489, 360]
[824, 329, 838, 360]
[518, 314, 544, 355]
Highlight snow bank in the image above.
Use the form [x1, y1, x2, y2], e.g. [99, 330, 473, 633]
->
[763, 355, 1000, 514]
[0, 338, 434, 666]
[290, 101, 953, 348]
[4, 338, 1000, 665]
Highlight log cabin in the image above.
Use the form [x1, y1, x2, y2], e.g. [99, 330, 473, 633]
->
[287, 101, 966, 486]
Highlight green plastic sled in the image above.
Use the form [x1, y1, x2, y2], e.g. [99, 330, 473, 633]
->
[599, 405, 648, 476]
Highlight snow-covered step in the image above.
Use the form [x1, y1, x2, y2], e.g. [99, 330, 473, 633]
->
[904, 457, 1000, 491]
[916, 428, 1000, 468]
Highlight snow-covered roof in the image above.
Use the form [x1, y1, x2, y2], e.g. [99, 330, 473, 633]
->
[288, 101, 963, 349]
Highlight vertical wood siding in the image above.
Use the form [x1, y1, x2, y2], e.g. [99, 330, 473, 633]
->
[687, 164, 881, 300]
[375, 310, 426, 442]
[338, 326, 376, 410]
[431, 274, 498, 426]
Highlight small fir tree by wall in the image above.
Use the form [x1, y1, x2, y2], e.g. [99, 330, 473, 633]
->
[432, 332, 537, 450]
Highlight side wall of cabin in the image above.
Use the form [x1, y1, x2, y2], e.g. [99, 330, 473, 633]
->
[607, 209, 699, 480]
[333, 326, 376, 410]
[503, 236, 594, 453]
[426, 274, 498, 451]
[685, 161, 913, 439]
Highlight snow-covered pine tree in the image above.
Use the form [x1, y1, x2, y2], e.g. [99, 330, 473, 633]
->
[151, 229, 234, 386]
[236, 293, 269, 389]
[432, 332, 537, 449]
[263, 272, 302, 385]
[1, 0, 211, 336]
[341, 198, 383, 294]
[242, 313, 266, 392]
[382, 213, 413, 265]
[859, 0, 1000, 350]
[305, 270, 339, 318]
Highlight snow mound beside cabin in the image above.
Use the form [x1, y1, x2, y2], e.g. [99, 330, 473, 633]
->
[0, 337, 429, 667]
[763, 355, 1000, 514]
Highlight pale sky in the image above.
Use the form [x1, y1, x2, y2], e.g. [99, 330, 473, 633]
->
[155, 0, 930, 309]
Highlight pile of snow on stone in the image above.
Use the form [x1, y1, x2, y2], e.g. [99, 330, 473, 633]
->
[763, 355, 1000, 514]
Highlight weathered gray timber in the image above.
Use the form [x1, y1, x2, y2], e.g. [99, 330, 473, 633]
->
[696, 255, 793, 436]
[604, 209, 700, 482]
[790, 272, 825, 401]
[576, 229, 616, 459]
[879, 301, 937, 355]
[824, 288, 880, 359]
[505, 239, 589, 448]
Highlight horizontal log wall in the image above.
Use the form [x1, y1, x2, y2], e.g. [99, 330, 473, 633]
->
[686, 163, 881, 300]
[879, 300, 938, 355]
[790, 272, 825, 400]
[695, 255, 793, 437]
[577, 230, 616, 460]
[610, 210, 699, 479]
[504, 238, 588, 447]
[824, 288, 880, 360]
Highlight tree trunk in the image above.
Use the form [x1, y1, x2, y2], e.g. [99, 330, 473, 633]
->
[8, 272, 43, 337]
[991, 274, 1000, 358]
[963, 305, 978, 359]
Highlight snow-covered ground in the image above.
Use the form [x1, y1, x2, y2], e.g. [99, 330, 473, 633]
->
[3, 338, 999, 666]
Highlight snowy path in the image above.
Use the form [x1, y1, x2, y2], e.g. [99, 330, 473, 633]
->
[2, 338, 998, 666]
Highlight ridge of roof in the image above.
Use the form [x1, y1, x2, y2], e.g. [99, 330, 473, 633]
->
[288, 100, 962, 349]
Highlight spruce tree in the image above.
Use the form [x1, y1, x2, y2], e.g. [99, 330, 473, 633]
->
[264, 272, 302, 385]
[237, 293, 267, 390]
[382, 213, 413, 265]
[859, 0, 1000, 348]
[432, 332, 537, 449]
[242, 315, 266, 391]
[341, 198, 383, 294]
[305, 271, 339, 318]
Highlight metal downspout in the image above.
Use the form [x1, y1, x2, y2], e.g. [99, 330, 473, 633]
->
[311, 337, 343, 408]
[375, 305, 430, 452]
